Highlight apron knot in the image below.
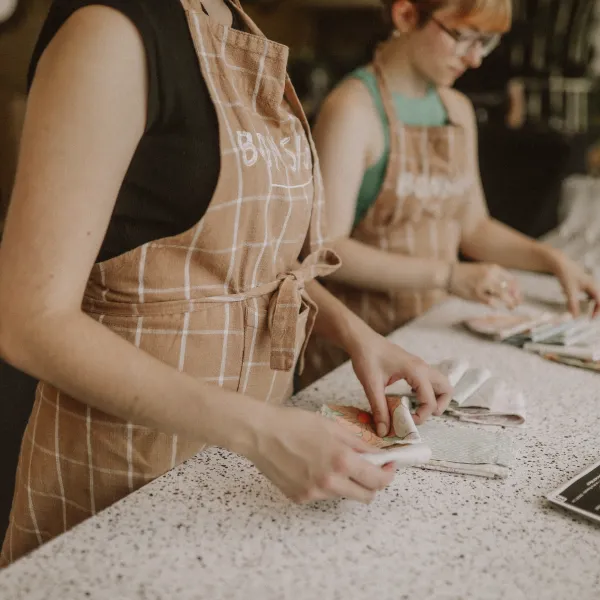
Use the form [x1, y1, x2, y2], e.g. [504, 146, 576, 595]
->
[268, 249, 341, 373]
[268, 271, 303, 372]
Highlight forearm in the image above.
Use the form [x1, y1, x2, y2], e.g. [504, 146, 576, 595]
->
[306, 278, 371, 354]
[0, 310, 265, 456]
[329, 237, 452, 293]
[461, 217, 555, 272]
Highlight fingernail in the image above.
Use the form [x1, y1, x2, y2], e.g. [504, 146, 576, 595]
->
[376, 423, 388, 438]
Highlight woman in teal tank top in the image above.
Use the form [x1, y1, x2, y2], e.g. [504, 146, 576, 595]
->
[301, 0, 600, 387]
[312, 0, 599, 319]
[350, 66, 448, 227]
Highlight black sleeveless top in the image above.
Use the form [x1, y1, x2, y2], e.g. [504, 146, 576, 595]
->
[30, 0, 244, 262]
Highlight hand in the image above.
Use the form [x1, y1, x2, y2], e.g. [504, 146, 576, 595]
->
[348, 329, 453, 434]
[544, 250, 600, 316]
[448, 262, 522, 309]
[245, 406, 395, 504]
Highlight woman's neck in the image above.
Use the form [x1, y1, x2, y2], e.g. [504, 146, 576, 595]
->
[376, 37, 431, 98]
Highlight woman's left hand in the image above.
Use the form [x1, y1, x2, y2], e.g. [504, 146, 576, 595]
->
[545, 250, 600, 316]
[347, 329, 453, 436]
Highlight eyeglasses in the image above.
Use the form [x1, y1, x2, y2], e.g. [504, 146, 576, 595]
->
[431, 17, 500, 58]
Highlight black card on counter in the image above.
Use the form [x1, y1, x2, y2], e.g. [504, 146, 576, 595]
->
[547, 459, 600, 525]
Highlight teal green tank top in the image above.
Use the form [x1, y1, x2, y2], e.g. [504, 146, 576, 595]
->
[350, 67, 448, 227]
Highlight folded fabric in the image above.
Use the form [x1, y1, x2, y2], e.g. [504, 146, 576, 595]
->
[541, 353, 600, 373]
[463, 311, 555, 341]
[431, 360, 526, 427]
[451, 366, 491, 404]
[448, 376, 526, 427]
[320, 400, 514, 479]
[320, 396, 420, 449]
[416, 420, 513, 479]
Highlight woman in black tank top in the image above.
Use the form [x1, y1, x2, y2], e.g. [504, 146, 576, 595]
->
[0, 0, 453, 561]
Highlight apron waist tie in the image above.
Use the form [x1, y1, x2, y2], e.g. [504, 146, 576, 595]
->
[268, 248, 340, 372]
[84, 249, 340, 372]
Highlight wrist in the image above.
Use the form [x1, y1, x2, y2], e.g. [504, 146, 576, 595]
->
[338, 309, 375, 357]
[535, 244, 561, 272]
[201, 390, 271, 459]
[438, 261, 455, 292]
[442, 261, 457, 294]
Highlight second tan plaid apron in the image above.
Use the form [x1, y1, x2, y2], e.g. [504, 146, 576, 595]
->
[301, 50, 476, 387]
[1, 0, 339, 565]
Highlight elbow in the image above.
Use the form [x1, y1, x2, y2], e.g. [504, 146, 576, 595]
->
[0, 304, 31, 372]
[0, 293, 49, 374]
[328, 234, 352, 253]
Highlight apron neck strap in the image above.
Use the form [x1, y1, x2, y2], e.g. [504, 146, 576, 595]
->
[372, 45, 404, 195]
[436, 87, 462, 127]
[372, 46, 402, 162]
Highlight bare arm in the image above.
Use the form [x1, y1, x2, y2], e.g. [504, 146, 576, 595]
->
[453, 91, 600, 314]
[0, 6, 273, 453]
[456, 93, 554, 272]
[313, 79, 452, 293]
[0, 6, 398, 504]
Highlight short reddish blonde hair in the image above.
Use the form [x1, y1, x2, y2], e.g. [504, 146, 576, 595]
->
[382, 0, 512, 34]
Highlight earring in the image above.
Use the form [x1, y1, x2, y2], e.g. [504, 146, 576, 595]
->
[391, 29, 402, 38]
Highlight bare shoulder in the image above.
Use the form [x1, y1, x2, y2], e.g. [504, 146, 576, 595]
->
[35, 4, 147, 82]
[317, 75, 381, 130]
[439, 87, 477, 130]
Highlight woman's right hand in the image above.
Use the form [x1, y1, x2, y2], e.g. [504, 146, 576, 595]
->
[244, 406, 395, 504]
[448, 263, 522, 309]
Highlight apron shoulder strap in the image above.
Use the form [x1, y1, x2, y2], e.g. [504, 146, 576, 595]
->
[372, 47, 402, 162]
[437, 87, 470, 128]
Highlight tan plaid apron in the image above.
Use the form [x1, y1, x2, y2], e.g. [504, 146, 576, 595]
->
[301, 51, 475, 387]
[1, 0, 338, 565]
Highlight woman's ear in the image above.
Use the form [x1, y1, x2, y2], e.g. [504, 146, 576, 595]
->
[390, 0, 420, 34]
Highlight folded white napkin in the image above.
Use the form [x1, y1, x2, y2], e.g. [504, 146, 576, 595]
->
[387, 359, 526, 427]
[434, 359, 526, 427]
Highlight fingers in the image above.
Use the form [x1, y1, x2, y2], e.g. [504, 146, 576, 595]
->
[507, 278, 523, 305]
[360, 374, 391, 438]
[428, 369, 453, 416]
[295, 448, 395, 505]
[582, 279, 600, 317]
[317, 474, 377, 504]
[403, 366, 437, 425]
[344, 451, 395, 492]
[478, 267, 519, 309]
[561, 276, 580, 316]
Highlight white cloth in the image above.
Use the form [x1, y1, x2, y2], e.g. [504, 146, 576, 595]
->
[417, 420, 514, 479]
[431, 360, 527, 427]
[450, 376, 526, 427]
[451, 367, 491, 404]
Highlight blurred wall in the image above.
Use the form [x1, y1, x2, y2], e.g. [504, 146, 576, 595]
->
[0, 0, 51, 222]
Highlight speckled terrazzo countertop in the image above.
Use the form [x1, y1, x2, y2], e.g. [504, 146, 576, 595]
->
[1, 272, 599, 600]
